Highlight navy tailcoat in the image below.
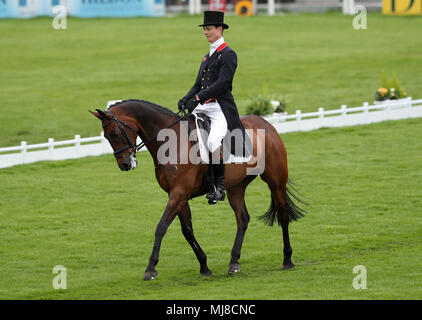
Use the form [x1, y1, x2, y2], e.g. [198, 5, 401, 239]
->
[183, 43, 252, 158]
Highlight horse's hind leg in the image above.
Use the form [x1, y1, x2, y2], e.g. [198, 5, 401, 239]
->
[274, 187, 294, 270]
[178, 203, 212, 276]
[277, 194, 295, 270]
[227, 184, 250, 274]
[261, 174, 295, 270]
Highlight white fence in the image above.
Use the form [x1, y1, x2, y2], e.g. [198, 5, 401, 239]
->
[263, 97, 422, 133]
[1, 97, 421, 169]
[0, 134, 109, 169]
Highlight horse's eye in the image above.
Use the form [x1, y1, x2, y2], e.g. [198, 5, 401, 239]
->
[110, 130, 118, 138]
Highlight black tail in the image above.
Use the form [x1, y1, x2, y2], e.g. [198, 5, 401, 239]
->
[258, 179, 308, 226]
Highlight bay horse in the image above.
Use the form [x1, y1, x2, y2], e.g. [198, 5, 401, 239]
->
[90, 99, 306, 281]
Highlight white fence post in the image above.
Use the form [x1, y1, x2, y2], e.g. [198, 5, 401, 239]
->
[363, 102, 369, 114]
[21, 141, 27, 164]
[268, 0, 275, 16]
[188, 0, 194, 15]
[75, 135, 81, 158]
[197, 0, 201, 14]
[318, 107, 324, 118]
[407, 97, 413, 118]
[343, 0, 355, 15]
[341, 104, 347, 125]
[189, 0, 201, 15]
[48, 138, 54, 160]
[296, 110, 302, 131]
[318, 107, 324, 128]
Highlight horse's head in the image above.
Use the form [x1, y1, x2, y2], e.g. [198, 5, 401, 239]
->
[90, 108, 139, 171]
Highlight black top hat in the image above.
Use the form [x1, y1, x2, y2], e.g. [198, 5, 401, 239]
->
[199, 11, 229, 30]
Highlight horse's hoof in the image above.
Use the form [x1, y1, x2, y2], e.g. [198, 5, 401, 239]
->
[228, 263, 242, 275]
[143, 271, 158, 281]
[200, 269, 213, 277]
[282, 262, 295, 270]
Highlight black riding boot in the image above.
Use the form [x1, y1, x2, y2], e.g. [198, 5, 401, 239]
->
[206, 162, 226, 205]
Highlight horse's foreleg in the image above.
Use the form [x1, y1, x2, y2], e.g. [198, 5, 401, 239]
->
[178, 203, 212, 276]
[227, 186, 250, 274]
[143, 195, 186, 281]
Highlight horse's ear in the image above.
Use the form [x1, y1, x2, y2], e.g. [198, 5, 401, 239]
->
[89, 109, 109, 120]
[88, 110, 101, 119]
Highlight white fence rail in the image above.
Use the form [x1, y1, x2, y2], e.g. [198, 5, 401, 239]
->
[1, 98, 422, 169]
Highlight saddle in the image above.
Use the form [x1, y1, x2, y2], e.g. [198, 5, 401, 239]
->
[186, 112, 253, 164]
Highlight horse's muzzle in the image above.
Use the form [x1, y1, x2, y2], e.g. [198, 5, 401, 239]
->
[119, 154, 138, 171]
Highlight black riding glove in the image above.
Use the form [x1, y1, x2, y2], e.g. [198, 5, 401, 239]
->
[178, 98, 187, 112]
[186, 97, 200, 113]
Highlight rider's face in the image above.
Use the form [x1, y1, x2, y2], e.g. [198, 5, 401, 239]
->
[203, 25, 223, 44]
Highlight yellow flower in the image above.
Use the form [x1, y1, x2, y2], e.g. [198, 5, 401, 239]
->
[377, 88, 388, 96]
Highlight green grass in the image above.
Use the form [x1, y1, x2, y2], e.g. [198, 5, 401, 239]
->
[1, 12, 421, 300]
[1, 118, 421, 300]
[1, 13, 422, 146]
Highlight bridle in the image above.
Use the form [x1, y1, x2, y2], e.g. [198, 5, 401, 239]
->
[102, 109, 188, 159]
[102, 110, 141, 158]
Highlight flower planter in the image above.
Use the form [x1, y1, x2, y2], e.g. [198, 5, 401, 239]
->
[373, 97, 412, 108]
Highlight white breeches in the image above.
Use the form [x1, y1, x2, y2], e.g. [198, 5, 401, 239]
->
[193, 101, 228, 153]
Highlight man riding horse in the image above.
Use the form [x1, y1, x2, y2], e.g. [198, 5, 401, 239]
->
[178, 11, 251, 204]
[90, 11, 305, 280]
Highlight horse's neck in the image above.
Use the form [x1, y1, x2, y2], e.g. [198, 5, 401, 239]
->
[133, 105, 178, 163]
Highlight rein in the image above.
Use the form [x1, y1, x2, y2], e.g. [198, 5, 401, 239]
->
[102, 109, 188, 157]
